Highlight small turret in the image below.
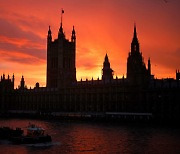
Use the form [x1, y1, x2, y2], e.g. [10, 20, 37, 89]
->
[58, 23, 64, 37]
[71, 26, 76, 42]
[102, 53, 113, 81]
[20, 75, 25, 89]
[3, 74, 5, 80]
[47, 26, 52, 42]
[12, 74, 15, 88]
[148, 58, 151, 76]
[12, 74, 15, 82]
[176, 69, 180, 80]
[58, 9, 65, 38]
[131, 24, 140, 53]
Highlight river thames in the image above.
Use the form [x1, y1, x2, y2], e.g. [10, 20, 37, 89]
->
[0, 119, 180, 154]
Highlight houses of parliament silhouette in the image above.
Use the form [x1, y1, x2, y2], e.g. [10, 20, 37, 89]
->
[0, 13, 180, 121]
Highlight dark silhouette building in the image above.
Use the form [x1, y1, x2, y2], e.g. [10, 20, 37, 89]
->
[47, 21, 76, 88]
[0, 14, 180, 121]
[0, 74, 14, 91]
[127, 25, 151, 85]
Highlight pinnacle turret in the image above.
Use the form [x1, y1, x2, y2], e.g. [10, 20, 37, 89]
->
[58, 9, 65, 38]
[131, 24, 140, 53]
[47, 25, 52, 42]
[102, 53, 113, 81]
[71, 25, 76, 42]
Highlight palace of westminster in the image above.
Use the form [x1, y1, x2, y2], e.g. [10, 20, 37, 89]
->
[0, 15, 180, 121]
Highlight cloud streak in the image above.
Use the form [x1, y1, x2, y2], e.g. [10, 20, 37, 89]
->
[0, 18, 46, 65]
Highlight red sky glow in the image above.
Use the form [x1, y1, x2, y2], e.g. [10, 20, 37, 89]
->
[0, 0, 180, 88]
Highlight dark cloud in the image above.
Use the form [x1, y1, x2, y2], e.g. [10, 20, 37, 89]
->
[13, 13, 48, 35]
[0, 18, 45, 43]
[4, 55, 44, 65]
[0, 42, 46, 60]
[0, 51, 45, 65]
[0, 18, 46, 64]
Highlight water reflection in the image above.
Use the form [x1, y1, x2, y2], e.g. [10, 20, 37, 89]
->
[0, 119, 180, 154]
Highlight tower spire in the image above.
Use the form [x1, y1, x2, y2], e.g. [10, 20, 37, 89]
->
[131, 23, 139, 53]
[48, 25, 51, 33]
[133, 23, 137, 39]
[47, 25, 52, 43]
[59, 9, 65, 37]
[105, 53, 109, 63]
[48, 26, 51, 36]
[71, 25, 76, 42]
[148, 57, 151, 75]
[102, 53, 113, 81]
[20, 75, 25, 89]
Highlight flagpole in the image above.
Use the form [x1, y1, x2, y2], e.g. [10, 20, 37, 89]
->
[61, 9, 64, 25]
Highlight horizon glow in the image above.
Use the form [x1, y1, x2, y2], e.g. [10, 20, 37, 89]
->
[0, 0, 180, 88]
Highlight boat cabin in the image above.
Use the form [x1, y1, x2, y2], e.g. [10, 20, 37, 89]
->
[27, 124, 44, 137]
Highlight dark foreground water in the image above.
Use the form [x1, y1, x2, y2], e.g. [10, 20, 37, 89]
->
[0, 119, 180, 154]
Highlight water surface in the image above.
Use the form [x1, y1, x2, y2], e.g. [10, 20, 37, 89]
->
[0, 119, 180, 154]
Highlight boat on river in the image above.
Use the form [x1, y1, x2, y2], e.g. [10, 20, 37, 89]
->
[11, 123, 52, 144]
[0, 126, 23, 139]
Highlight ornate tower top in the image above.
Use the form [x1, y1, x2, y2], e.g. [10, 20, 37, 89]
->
[103, 53, 110, 68]
[148, 58, 151, 75]
[131, 24, 140, 53]
[133, 24, 138, 40]
[102, 53, 113, 81]
[58, 9, 65, 38]
[48, 26, 51, 35]
[127, 24, 151, 85]
[47, 25, 52, 41]
[71, 25, 76, 42]
[20, 75, 25, 89]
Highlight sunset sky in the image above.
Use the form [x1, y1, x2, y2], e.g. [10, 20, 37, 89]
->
[0, 0, 180, 88]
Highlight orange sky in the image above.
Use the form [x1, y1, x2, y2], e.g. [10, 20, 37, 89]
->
[0, 0, 180, 88]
